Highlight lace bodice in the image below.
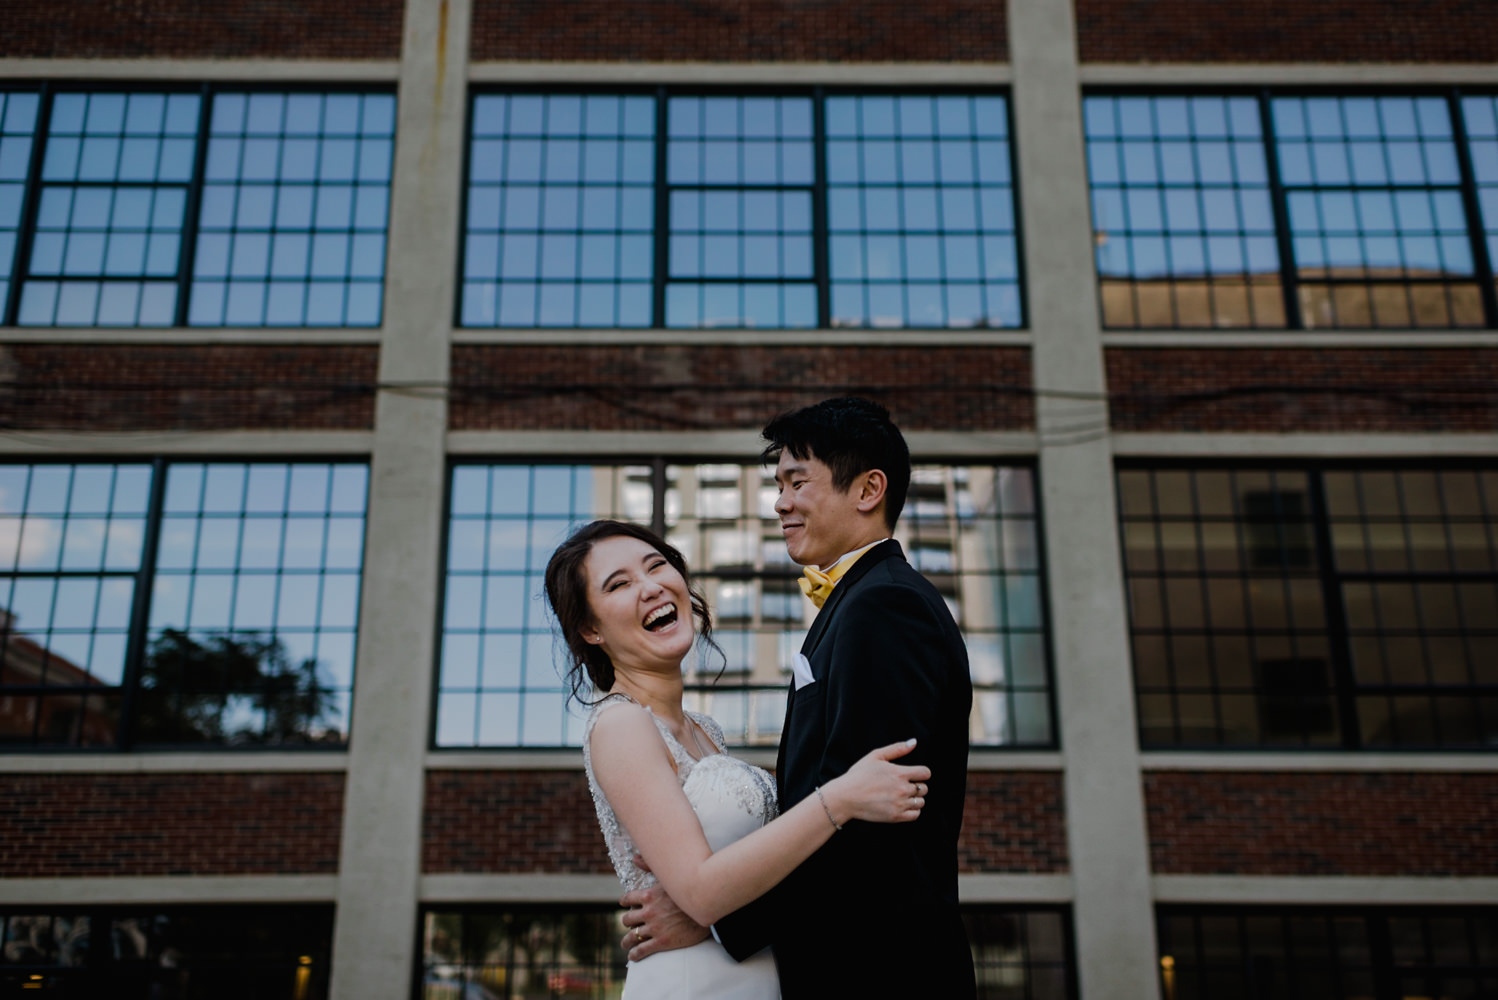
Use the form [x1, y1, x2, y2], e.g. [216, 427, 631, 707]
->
[583, 693, 779, 892]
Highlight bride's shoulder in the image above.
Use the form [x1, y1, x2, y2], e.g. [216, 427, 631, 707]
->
[686, 710, 727, 750]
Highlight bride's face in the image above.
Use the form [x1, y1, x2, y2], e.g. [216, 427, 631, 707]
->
[582, 534, 695, 672]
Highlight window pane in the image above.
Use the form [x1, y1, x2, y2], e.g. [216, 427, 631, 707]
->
[1085, 94, 1284, 329]
[19, 91, 199, 326]
[135, 462, 366, 746]
[828, 94, 1021, 329]
[439, 462, 1050, 749]
[465, 94, 655, 328]
[1124, 466, 1498, 749]
[188, 91, 392, 327]
[0, 463, 156, 747]
[1275, 95, 1484, 330]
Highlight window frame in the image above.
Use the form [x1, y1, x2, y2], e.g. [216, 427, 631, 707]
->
[0, 82, 398, 330]
[0, 457, 369, 752]
[1118, 459, 1498, 751]
[1156, 905, 1498, 1000]
[433, 456, 1058, 751]
[1084, 86, 1498, 331]
[456, 85, 1027, 331]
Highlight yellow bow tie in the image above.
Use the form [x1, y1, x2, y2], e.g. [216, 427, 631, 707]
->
[798, 553, 864, 609]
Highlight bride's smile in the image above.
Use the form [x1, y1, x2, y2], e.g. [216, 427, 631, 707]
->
[583, 534, 696, 673]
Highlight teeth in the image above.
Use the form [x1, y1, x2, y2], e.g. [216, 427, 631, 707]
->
[644, 604, 676, 628]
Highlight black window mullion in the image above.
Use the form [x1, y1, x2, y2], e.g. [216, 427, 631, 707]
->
[1258, 92, 1304, 329]
[1307, 470, 1364, 749]
[7, 84, 53, 327]
[1449, 90, 1498, 328]
[116, 457, 168, 749]
[651, 88, 669, 327]
[171, 84, 213, 326]
[811, 88, 830, 328]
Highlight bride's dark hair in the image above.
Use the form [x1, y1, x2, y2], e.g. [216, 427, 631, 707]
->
[544, 519, 719, 706]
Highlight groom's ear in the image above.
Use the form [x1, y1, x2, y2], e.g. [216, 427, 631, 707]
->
[854, 469, 888, 514]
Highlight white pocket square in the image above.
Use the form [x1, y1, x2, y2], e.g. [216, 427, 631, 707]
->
[792, 653, 816, 691]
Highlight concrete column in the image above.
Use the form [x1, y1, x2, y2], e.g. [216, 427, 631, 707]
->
[1007, 1, 1162, 997]
[328, 0, 469, 996]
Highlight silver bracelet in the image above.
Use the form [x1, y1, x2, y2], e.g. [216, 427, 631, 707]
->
[814, 785, 842, 832]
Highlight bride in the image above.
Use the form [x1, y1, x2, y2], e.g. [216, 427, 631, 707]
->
[545, 520, 929, 999]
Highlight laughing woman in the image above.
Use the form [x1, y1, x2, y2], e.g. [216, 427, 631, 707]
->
[544, 520, 928, 1000]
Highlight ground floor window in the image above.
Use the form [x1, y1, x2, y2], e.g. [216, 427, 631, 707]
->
[0, 904, 332, 999]
[1158, 905, 1498, 1000]
[419, 904, 1076, 998]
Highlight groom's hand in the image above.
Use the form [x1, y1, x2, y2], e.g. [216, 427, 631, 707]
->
[619, 855, 710, 960]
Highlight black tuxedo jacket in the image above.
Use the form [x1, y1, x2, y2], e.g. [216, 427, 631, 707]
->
[716, 540, 976, 999]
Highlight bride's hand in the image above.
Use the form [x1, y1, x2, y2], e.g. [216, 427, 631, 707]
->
[822, 739, 930, 826]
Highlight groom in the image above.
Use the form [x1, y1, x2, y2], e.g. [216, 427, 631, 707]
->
[622, 397, 976, 998]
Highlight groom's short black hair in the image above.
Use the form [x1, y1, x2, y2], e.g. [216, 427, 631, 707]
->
[761, 397, 911, 530]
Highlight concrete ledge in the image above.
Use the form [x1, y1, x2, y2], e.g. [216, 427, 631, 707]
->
[959, 873, 1074, 904]
[0, 430, 374, 457]
[1142, 751, 1498, 772]
[0, 59, 399, 81]
[1101, 331, 1498, 349]
[0, 752, 349, 773]
[1113, 433, 1498, 459]
[446, 430, 1042, 457]
[1080, 63, 1498, 87]
[1154, 875, 1498, 906]
[469, 61, 1012, 86]
[0, 876, 339, 905]
[451, 329, 1033, 347]
[422, 874, 622, 904]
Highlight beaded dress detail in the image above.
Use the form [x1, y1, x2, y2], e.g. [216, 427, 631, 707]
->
[583, 692, 779, 892]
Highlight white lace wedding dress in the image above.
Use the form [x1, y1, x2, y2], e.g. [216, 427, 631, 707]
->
[584, 693, 781, 999]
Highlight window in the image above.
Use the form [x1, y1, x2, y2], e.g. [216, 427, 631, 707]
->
[1119, 466, 1498, 749]
[421, 905, 1077, 1000]
[1462, 94, 1498, 311]
[0, 905, 332, 998]
[460, 90, 1022, 330]
[1085, 95, 1283, 329]
[0, 90, 41, 320]
[1157, 907, 1498, 1000]
[435, 461, 1052, 748]
[1085, 92, 1498, 330]
[0, 461, 367, 748]
[2, 86, 394, 328]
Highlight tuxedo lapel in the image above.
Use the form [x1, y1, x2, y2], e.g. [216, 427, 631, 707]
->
[800, 539, 903, 657]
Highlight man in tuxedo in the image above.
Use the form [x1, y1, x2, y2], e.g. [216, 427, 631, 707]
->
[621, 397, 976, 998]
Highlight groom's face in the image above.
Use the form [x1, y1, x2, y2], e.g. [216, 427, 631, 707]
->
[772, 451, 866, 570]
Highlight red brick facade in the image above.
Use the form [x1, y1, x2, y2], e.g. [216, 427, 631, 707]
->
[0, 0, 404, 60]
[450, 345, 1034, 432]
[1076, 0, 1498, 64]
[1104, 348, 1498, 434]
[0, 344, 378, 432]
[423, 768, 1066, 874]
[958, 771, 1069, 873]
[0, 772, 345, 877]
[1145, 771, 1498, 877]
[422, 770, 614, 875]
[470, 1, 1006, 63]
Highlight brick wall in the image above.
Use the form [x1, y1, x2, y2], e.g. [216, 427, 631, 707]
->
[423, 768, 1065, 874]
[1145, 771, 1498, 876]
[0, 345, 378, 431]
[1076, 0, 1498, 64]
[423, 770, 612, 874]
[1105, 348, 1498, 433]
[470, 0, 1006, 63]
[450, 345, 1034, 432]
[0, 0, 404, 60]
[0, 772, 345, 877]
[959, 771, 1068, 873]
